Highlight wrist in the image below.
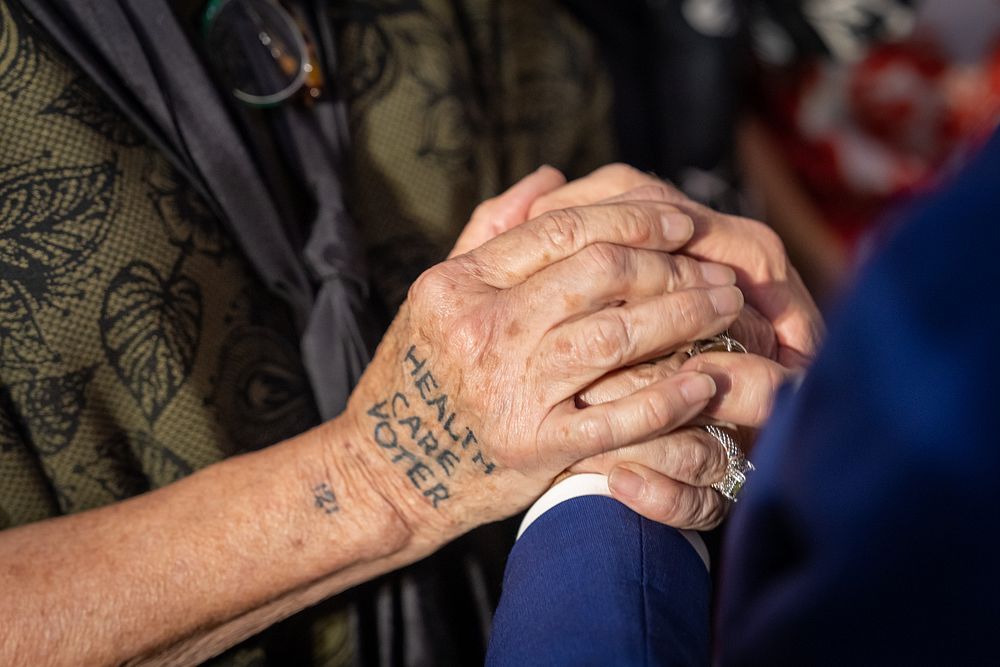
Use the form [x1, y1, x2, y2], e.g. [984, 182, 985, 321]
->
[318, 402, 463, 556]
[332, 311, 524, 549]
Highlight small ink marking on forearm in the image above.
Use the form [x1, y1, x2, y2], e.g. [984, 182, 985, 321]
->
[312, 483, 340, 514]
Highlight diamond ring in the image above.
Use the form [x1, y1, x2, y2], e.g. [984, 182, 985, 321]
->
[704, 424, 754, 502]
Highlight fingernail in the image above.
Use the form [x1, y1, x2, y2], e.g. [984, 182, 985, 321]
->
[709, 286, 743, 316]
[662, 213, 693, 242]
[700, 262, 736, 286]
[609, 467, 645, 501]
[679, 372, 717, 403]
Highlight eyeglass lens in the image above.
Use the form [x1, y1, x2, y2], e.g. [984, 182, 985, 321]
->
[204, 0, 308, 107]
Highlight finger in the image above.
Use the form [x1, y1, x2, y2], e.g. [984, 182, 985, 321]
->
[449, 165, 566, 258]
[570, 426, 729, 488]
[543, 371, 717, 463]
[516, 244, 736, 329]
[685, 216, 823, 368]
[527, 163, 659, 218]
[585, 182, 824, 367]
[728, 304, 778, 360]
[598, 182, 689, 207]
[539, 285, 743, 393]
[467, 201, 694, 289]
[576, 354, 686, 407]
[682, 353, 798, 427]
[608, 464, 730, 530]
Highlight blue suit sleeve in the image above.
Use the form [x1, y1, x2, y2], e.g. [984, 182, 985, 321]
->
[486, 496, 710, 667]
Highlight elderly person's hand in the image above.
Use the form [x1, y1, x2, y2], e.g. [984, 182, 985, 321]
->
[533, 165, 823, 528]
[455, 163, 822, 364]
[448, 164, 823, 530]
[527, 164, 823, 368]
[343, 189, 746, 545]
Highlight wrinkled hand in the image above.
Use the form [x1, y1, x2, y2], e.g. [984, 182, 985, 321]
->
[344, 194, 746, 543]
[565, 308, 787, 530]
[528, 164, 824, 368]
[522, 164, 824, 527]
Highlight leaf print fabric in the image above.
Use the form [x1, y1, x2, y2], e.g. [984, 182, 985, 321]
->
[100, 261, 202, 423]
[0, 162, 115, 368]
[0, 0, 313, 525]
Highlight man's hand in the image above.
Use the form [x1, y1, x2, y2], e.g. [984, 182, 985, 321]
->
[344, 197, 746, 541]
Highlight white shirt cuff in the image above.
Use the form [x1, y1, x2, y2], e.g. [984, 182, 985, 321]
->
[516, 473, 711, 571]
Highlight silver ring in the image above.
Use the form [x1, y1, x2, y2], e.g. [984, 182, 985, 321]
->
[705, 424, 754, 502]
[687, 330, 747, 357]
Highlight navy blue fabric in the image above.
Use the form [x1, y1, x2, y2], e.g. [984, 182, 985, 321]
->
[716, 131, 1000, 664]
[487, 496, 710, 667]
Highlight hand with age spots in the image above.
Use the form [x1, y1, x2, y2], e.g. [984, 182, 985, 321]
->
[438, 164, 823, 530]
[342, 169, 747, 543]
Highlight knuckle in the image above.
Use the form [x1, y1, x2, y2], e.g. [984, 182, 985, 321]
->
[744, 219, 787, 263]
[674, 290, 717, 332]
[470, 197, 497, 222]
[667, 255, 702, 287]
[575, 413, 615, 452]
[658, 485, 690, 525]
[597, 162, 647, 184]
[733, 306, 778, 359]
[638, 389, 676, 434]
[406, 266, 445, 309]
[537, 208, 585, 252]
[707, 433, 731, 481]
[695, 492, 728, 530]
[630, 359, 675, 387]
[544, 332, 577, 369]
[701, 433, 731, 483]
[680, 488, 719, 528]
[450, 312, 490, 360]
[678, 440, 716, 484]
[614, 204, 655, 246]
[407, 261, 490, 347]
[659, 254, 689, 290]
[584, 243, 633, 283]
[586, 312, 631, 366]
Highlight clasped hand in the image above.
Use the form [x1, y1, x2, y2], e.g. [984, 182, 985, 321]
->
[344, 164, 822, 543]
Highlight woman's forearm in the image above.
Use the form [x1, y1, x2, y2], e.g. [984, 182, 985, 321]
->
[131, 533, 434, 666]
[0, 415, 430, 667]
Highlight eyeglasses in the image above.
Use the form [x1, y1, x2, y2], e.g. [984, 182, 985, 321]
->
[202, 0, 324, 108]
